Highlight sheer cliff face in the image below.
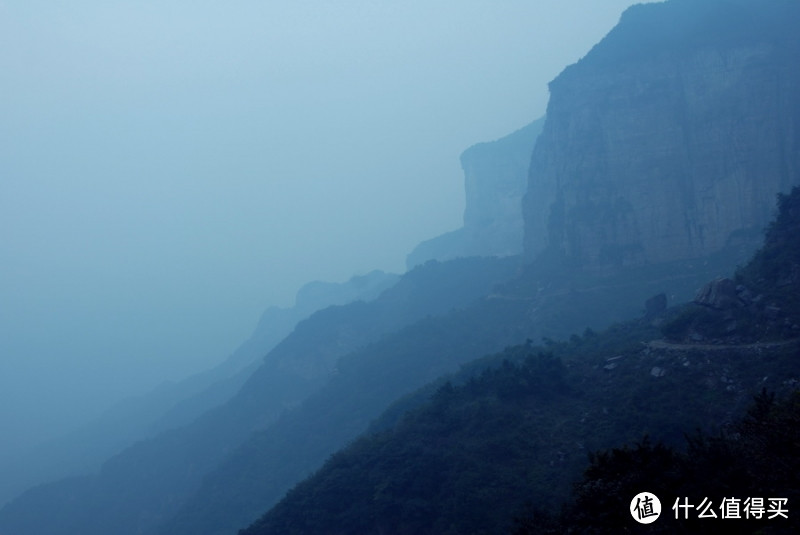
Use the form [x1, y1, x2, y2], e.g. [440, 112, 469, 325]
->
[523, 0, 800, 268]
[406, 118, 543, 268]
[459, 118, 544, 258]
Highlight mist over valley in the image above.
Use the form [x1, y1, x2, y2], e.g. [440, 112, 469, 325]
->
[2, 1, 799, 533]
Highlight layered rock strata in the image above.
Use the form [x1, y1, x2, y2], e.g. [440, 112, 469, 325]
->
[523, 0, 800, 269]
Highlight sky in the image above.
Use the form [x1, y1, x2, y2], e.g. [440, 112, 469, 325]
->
[0, 0, 654, 454]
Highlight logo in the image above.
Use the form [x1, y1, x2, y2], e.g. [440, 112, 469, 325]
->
[631, 492, 661, 524]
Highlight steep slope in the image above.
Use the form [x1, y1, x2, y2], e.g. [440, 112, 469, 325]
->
[523, 0, 800, 268]
[0, 258, 513, 535]
[5, 1, 800, 533]
[160, 295, 535, 535]
[0, 270, 397, 508]
[159, 245, 752, 535]
[239, 188, 800, 535]
[242, 339, 800, 535]
[532, 391, 800, 534]
[407, 118, 543, 268]
[232, 1, 800, 531]
[145, 269, 400, 434]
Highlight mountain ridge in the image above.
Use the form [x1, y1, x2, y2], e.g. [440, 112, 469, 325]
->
[239, 186, 800, 535]
[0, 270, 398, 508]
[2, 1, 799, 534]
[523, 0, 800, 268]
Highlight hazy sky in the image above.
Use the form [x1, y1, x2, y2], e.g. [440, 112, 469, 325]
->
[0, 0, 652, 452]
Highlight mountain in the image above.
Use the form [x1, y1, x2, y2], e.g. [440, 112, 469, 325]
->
[0, 257, 518, 535]
[407, 118, 544, 268]
[523, 0, 800, 269]
[145, 269, 400, 434]
[0, 270, 397, 508]
[232, 0, 800, 532]
[3, 1, 800, 534]
[159, 249, 750, 534]
[238, 185, 800, 534]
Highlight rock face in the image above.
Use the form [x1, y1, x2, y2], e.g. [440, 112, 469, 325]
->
[407, 118, 543, 268]
[694, 278, 741, 310]
[522, 0, 800, 269]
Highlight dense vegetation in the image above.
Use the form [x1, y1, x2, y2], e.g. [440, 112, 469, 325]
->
[736, 188, 800, 326]
[241, 331, 800, 534]
[515, 390, 800, 534]
[160, 234, 725, 534]
[241, 350, 576, 535]
[241, 189, 800, 534]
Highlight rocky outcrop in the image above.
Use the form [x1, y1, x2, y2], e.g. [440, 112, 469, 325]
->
[523, 0, 800, 269]
[407, 118, 543, 268]
[694, 278, 742, 310]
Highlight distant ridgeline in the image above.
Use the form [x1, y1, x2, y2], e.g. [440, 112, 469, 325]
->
[2, 1, 799, 535]
[0, 268, 399, 510]
[240, 187, 800, 534]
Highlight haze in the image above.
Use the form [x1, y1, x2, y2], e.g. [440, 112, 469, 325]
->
[0, 1, 652, 457]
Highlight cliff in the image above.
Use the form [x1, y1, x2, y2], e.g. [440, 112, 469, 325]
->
[523, 0, 800, 268]
[238, 188, 800, 535]
[406, 118, 543, 268]
[6, 2, 800, 534]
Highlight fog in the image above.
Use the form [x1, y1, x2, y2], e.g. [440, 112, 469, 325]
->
[0, 1, 650, 456]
